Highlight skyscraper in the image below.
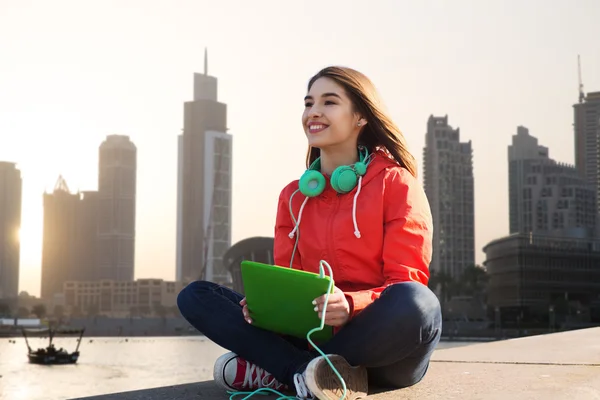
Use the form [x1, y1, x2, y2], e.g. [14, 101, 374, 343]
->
[509, 126, 596, 238]
[41, 176, 81, 300]
[0, 162, 22, 300]
[423, 115, 475, 278]
[77, 190, 99, 281]
[573, 91, 600, 213]
[97, 135, 137, 281]
[177, 50, 232, 283]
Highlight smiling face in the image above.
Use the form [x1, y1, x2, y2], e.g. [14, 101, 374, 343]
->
[302, 77, 365, 151]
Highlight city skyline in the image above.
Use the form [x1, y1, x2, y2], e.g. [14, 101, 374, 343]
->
[4, 87, 599, 298]
[483, 125, 600, 318]
[1, 0, 599, 297]
[40, 135, 137, 303]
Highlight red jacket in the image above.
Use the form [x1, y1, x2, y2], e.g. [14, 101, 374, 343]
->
[273, 150, 433, 319]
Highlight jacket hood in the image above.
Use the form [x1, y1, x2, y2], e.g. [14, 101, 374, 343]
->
[358, 148, 399, 186]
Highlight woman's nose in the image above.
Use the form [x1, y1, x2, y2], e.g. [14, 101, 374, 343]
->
[308, 105, 322, 118]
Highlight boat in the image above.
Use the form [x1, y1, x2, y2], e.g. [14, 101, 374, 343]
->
[21, 326, 86, 365]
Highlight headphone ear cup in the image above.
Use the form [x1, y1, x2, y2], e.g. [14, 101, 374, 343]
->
[331, 166, 358, 194]
[299, 170, 326, 197]
[354, 161, 367, 176]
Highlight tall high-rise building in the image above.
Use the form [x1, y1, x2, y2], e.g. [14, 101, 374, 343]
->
[77, 190, 99, 281]
[0, 162, 22, 300]
[423, 115, 475, 278]
[41, 179, 99, 301]
[509, 126, 596, 238]
[97, 135, 137, 281]
[41, 176, 81, 300]
[177, 50, 232, 283]
[573, 91, 600, 213]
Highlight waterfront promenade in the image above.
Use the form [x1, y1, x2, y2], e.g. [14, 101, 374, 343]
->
[75, 327, 600, 400]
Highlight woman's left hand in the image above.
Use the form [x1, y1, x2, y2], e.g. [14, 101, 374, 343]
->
[313, 287, 351, 327]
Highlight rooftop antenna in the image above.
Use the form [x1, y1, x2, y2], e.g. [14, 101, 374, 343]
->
[578, 55, 585, 103]
[54, 175, 70, 193]
[204, 47, 208, 76]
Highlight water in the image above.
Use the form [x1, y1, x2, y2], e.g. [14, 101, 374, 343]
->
[0, 337, 472, 400]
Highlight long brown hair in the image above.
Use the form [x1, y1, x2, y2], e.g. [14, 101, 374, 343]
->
[304, 66, 417, 177]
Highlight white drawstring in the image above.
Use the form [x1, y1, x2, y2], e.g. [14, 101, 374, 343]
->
[288, 196, 309, 239]
[352, 175, 363, 238]
[289, 174, 364, 241]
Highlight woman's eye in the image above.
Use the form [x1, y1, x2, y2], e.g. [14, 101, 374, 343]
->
[324, 101, 336, 105]
[304, 102, 313, 108]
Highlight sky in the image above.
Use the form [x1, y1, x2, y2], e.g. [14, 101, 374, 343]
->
[1, 0, 599, 297]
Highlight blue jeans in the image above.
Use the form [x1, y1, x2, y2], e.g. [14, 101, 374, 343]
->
[177, 280, 442, 389]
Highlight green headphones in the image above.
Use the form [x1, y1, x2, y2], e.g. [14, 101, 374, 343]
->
[298, 146, 370, 197]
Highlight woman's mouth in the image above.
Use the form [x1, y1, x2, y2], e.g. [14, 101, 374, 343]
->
[308, 123, 328, 134]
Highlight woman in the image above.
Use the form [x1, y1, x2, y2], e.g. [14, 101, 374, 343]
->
[177, 66, 442, 400]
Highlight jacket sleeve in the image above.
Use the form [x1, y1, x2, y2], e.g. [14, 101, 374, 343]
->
[273, 185, 303, 269]
[343, 167, 433, 318]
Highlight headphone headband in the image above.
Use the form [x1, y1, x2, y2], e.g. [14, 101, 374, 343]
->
[307, 146, 368, 170]
[299, 146, 370, 196]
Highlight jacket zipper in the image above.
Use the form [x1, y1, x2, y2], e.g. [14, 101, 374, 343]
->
[326, 194, 341, 282]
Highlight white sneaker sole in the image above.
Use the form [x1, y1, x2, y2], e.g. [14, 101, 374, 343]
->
[213, 351, 237, 391]
[305, 355, 368, 400]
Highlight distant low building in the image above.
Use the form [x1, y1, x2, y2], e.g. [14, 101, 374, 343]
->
[483, 233, 600, 324]
[0, 318, 41, 327]
[62, 279, 187, 318]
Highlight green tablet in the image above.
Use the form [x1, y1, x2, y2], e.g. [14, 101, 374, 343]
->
[240, 260, 334, 343]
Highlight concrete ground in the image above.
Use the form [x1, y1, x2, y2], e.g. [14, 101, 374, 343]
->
[73, 327, 600, 400]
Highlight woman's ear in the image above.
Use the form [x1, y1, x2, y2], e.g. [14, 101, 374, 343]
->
[357, 118, 368, 127]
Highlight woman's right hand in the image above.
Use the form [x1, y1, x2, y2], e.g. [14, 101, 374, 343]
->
[240, 297, 252, 324]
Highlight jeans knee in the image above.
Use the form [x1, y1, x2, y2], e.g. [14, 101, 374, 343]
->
[177, 280, 216, 317]
[382, 282, 442, 331]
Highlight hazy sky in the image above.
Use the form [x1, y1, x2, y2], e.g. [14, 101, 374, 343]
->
[1, 0, 599, 297]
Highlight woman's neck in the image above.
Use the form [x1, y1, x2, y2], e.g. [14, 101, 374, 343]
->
[319, 144, 359, 176]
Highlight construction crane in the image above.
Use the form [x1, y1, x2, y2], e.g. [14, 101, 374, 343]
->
[578, 55, 585, 104]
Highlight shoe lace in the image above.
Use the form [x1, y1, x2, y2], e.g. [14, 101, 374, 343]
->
[243, 362, 285, 390]
[293, 372, 314, 399]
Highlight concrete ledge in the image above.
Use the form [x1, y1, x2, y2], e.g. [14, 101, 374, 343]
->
[72, 328, 600, 400]
[71, 381, 227, 400]
[431, 327, 600, 365]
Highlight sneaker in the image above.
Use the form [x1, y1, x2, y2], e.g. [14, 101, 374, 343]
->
[213, 352, 287, 392]
[296, 354, 368, 400]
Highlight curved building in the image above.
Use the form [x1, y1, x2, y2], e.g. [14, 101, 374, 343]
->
[223, 237, 274, 294]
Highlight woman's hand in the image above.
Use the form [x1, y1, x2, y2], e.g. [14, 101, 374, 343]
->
[313, 287, 351, 327]
[240, 297, 252, 324]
